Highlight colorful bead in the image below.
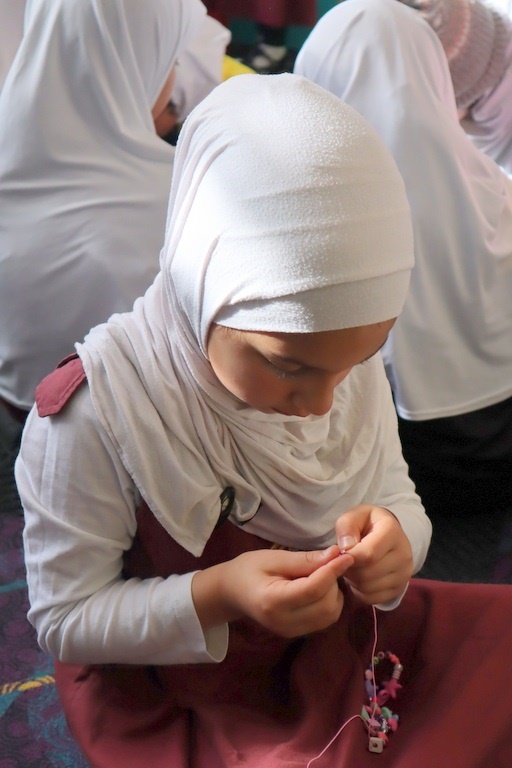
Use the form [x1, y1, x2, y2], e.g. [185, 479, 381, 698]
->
[363, 650, 403, 751]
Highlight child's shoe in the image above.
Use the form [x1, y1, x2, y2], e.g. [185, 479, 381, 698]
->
[242, 43, 289, 74]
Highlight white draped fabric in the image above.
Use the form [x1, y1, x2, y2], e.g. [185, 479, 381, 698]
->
[295, 0, 512, 420]
[0, 0, 25, 91]
[0, 0, 205, 408]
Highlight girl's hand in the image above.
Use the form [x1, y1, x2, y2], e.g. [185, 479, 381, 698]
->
[192, 546, 354, 638]
[334, 504, 413, 605]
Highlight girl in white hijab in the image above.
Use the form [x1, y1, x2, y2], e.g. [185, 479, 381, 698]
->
[14, 72, 444, 766]
[0, 0, 205, 416]
[295, 0, 512, 520]
[16, 72, 512, 768]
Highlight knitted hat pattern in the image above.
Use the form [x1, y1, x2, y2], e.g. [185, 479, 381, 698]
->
[399, 0, 509, 108]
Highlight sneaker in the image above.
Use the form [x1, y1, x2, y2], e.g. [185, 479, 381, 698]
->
[242, 43, 289, 74]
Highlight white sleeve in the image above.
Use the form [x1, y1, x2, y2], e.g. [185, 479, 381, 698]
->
[377, 447, 432, 576]
[369, 369, 433, 611]
[16, 386, 228, 666]
[369, 364, 432, 576]
[373, 448, 431, 612]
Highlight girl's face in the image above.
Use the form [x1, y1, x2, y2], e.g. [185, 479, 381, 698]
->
[207, 319, 395, 417]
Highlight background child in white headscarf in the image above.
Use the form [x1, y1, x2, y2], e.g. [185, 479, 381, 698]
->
[15, 73, 512, 768]
[396, 0, 512, 175]
[0, 0, 205, 509]
[295, 0, 512, 521]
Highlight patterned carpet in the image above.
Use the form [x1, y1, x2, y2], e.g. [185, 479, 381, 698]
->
[0, 402, 87, 766]
[418, 506, 512, 584]
[0, 509, 87, 767]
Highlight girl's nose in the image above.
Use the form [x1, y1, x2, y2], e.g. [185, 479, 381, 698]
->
[291, 377, 338, 417]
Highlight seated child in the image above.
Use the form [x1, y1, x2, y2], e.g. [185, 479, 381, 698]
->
[0, 0, 205, 414]
[0, 0, 205, 506]
[17, 73, 512, 767]
[295, 0, 512, 521]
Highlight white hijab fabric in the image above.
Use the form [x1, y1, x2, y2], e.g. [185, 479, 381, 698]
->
[77, 73, 414, 557]
[295, 0, 512, 420]
[0, 0, 25, 91]
[171, 14, 231, 123]
[463, 35, 512, 176]
[0, 0, 205, 408]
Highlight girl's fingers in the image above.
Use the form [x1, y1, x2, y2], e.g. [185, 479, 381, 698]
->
[267, 545, 348, 580]
[276, 552, 353, 609]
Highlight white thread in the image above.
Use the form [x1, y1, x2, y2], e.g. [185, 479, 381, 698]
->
[305, 605, 379, 767]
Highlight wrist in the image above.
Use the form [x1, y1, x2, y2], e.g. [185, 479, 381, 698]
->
[191, 560, 243, 631]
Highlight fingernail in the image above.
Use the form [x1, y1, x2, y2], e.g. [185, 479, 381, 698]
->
[338, 535, 357, 551]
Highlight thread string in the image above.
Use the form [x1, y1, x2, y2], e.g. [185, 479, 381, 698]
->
[305, 604, 379, 767]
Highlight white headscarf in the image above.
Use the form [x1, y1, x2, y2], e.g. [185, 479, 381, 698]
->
[171, 13, 231, 123]
[77, 73, 414, 556]
[0, 0, 205, 408]
[295, 0, 512, 421]
[462, 34, 512, 176]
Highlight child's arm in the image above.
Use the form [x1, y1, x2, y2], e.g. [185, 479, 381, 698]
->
[17, 388, 228, 666]
[333, 364, 432, 607]
[17, 386, 354, 665]
[355, 445, 432, 576]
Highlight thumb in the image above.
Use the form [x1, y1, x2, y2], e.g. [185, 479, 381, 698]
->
[336, 506, 370, 552]
[338, 534, 358, 553]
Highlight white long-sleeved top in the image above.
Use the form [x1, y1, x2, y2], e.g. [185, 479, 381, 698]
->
[16, 369, 431, 667]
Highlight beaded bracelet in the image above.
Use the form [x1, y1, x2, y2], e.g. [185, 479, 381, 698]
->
[361, 650, 403, 753]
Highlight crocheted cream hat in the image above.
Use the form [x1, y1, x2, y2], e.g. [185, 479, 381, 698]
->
[399, 0, 510, 108]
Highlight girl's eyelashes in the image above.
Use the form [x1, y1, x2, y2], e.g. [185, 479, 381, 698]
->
[265, 356, 372, 378]
[263, 357, 303, 379]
